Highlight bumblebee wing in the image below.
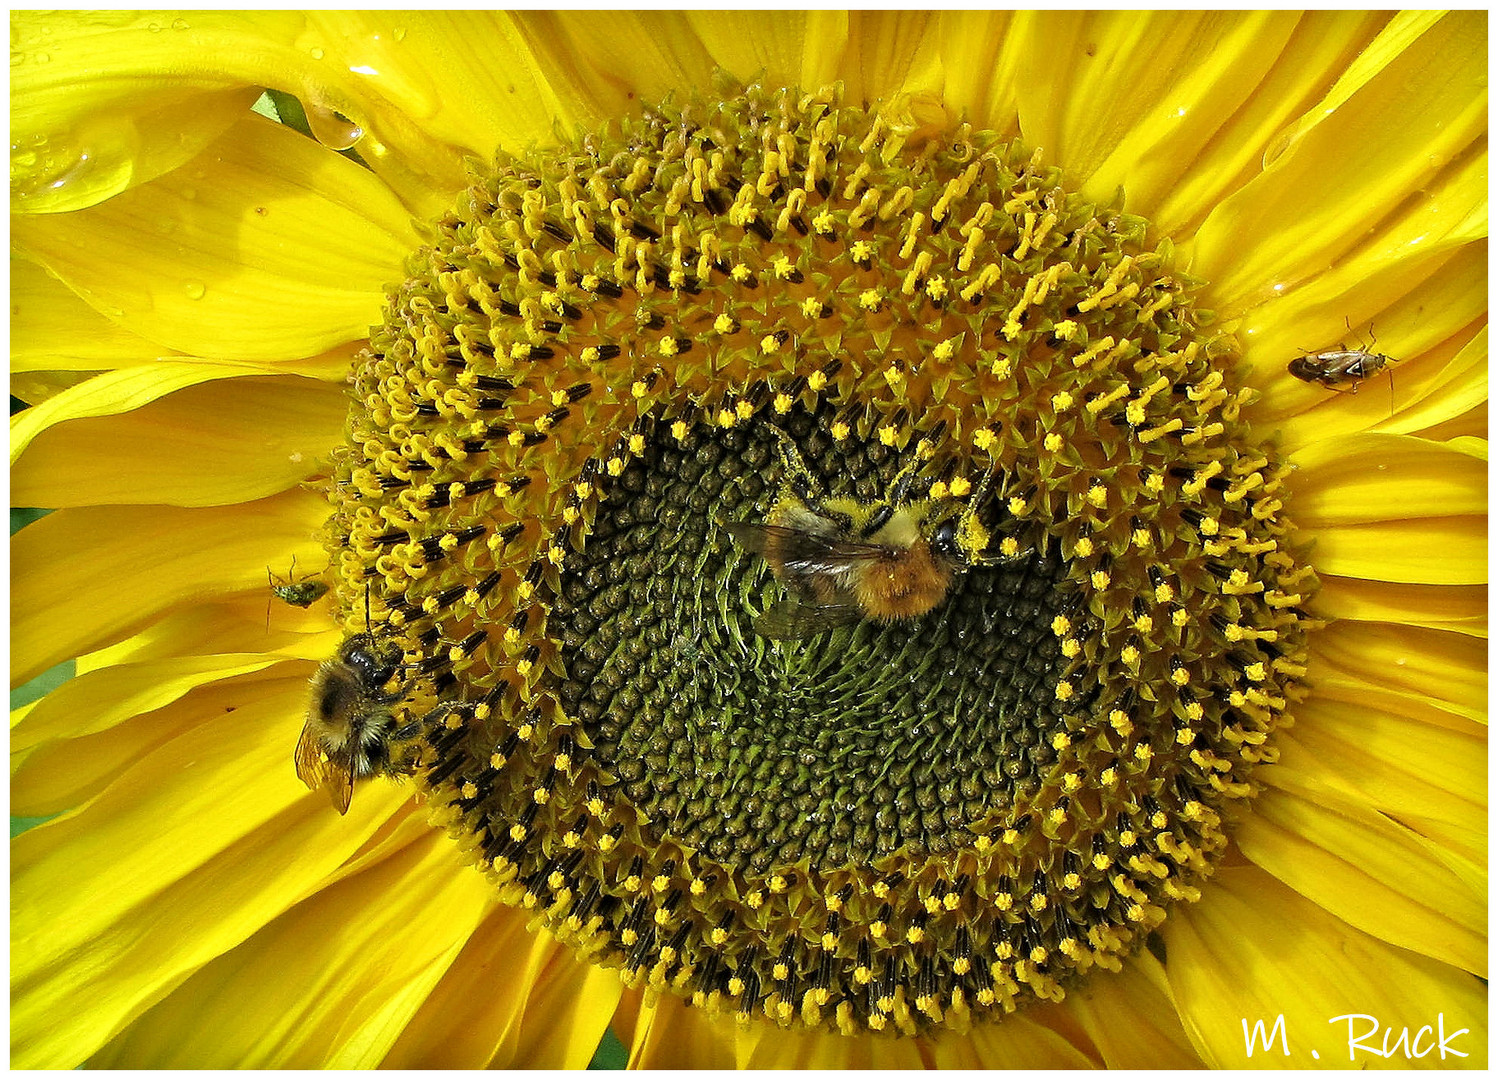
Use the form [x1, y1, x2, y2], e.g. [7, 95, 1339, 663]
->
[294, 722, 326, 789]
[294, 723, 355, 815]
[324, 766, 355, 815]
[726, 521, 890, 575]
[753, 596, 863, 640]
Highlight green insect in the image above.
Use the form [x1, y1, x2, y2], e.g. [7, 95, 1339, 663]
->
[266, 556, 330, 628]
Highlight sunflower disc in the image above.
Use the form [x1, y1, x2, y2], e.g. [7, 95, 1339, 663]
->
[325, 83, 1317, 1035]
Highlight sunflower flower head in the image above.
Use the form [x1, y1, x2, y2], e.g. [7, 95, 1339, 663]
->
[314, 81, 1317, 1034]
[13, 12, 1485, 1071]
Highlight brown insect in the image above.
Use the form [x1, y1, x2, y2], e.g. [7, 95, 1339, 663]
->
[1288, 324, 1397, 406]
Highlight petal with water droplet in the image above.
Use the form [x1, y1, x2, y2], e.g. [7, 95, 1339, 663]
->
[11, 10, 296, 213]
[13, 113, 420, 362]
[1191, 12, 1485, 310]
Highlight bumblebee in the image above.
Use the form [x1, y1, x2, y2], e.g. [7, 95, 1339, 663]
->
[295, 632, 417, 814]
[726, 429, 999, 639]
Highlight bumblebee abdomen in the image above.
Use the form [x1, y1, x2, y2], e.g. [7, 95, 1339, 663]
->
[855, 542, 952, 621]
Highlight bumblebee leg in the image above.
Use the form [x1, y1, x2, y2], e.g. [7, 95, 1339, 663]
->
[765, 423, 836, 515]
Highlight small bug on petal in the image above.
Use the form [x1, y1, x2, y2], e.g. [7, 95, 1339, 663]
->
[1287, 348, 1394, 389]
[266, 555, 331, 630]
[1288, 324, 1397, 408]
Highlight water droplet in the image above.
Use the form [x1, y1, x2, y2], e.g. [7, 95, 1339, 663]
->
[304, 102, 364, 151]
[393, 27, 406, 41]
[148, 21, 163, 32]
[11, 49, 25, 66]
[34, 51, 50, 64]
[171, 18, 189, 31]
[184, 281, 206, 300]
[309, 46, 325, 60]
[1262, 117, 1312, 171]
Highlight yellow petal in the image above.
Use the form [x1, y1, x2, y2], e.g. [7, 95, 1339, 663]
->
[931, 12, 1018, 134]
[685, 12, 852, 95]
[11, 12, 297, 213]
[1007, 11, 1328, 202]
[742, 1022, 931, 1068]
[1238, 783, 1484, 976]
[511, 13, 716, 126]
[1300, 517, 1485, 585]
[12, 680, 416, 1068]
[1061, 952, 1204, 1067]
[1313, 574, 1486, 637]
[385, 909, 618, 1068]
[1288, 433, 1486, 584]
[1310, 621, 1486, 724]
[1166, 864, 1487, 1069]
[12, 652, 294, 751]
[293, 13, 587, 214]
[926, 1010, 1100, 1068]
[1150, 12, 1389, 235]
[84, 820, 489, 1067]
[1193, 12, 1485, 313]
[608, 989, 644, 1054]
[13, 370, 346, 508]
[628, 994, 741, 1068]
[75, 595, 337, 678]
[1381, 322, 1489, 440]
[13, 12, 469, 219]
[1275, 691, 1485, 856]
[1289, 433, 1486, 525]
[12, 488, 329, 685]
[13, 113, 418, 362]
[1072, 12, 1311, 220]
[12, 362, 285, 460]
[493, 931, 624, 1068]
[11, 257, 174, 371]
[12, 664, 295, 817]
[842, 11, 943, 104]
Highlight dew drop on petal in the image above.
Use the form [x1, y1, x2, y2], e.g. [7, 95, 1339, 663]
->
[308, 46, 325, 61]
[171, 18, 189, 31]
[183, 281, 206, 301]
[304, 102, 364, 151]
[1261, 117, 1310, 171]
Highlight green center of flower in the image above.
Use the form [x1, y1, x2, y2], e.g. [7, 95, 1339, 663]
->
[551, 405, 1078, 872]
[315, 84, 1317, 1035]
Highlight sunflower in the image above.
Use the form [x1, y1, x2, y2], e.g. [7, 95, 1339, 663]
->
[11, 11, 1487, 1070]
